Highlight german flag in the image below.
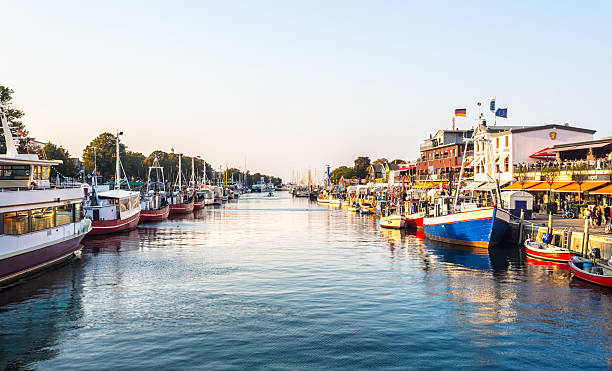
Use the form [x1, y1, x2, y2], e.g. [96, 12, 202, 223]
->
[454, 108, 466, 117]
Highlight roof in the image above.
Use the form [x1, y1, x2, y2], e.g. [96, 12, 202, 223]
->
[549, 137, 612, 152]
[530, 147, 556, 159]
[487, 124, 596, 136]
[527, 181, 573, 191]
[0, 154, 62, 166]
[97, 189, 139, 199]
[590, 184, 612, 195]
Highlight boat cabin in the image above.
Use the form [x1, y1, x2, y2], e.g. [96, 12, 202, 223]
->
[85, 189, 140, 221]
[0, 155, 60, 190]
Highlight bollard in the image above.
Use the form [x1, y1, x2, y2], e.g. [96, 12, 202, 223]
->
[582, 217, 590, 256]
[518, 209, 525, 245]
[548, 212, 553, 235]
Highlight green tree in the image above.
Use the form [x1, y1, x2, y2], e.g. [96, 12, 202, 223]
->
[372, 158, 388, 166]
[38, 142, 78, 178]
[390, 159, 405, 165]
[353, 156, 371, 180]
[330, 165, 354, 183]
[123, 151, 147, 181]
[82, 132, 126, 181]
[0, 86, 30, 154]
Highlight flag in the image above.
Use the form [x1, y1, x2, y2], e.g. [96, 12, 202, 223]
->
[490, 99, 495, 112]
[16, 129, 27, 137]
[454, 108, 466, 117]
[495, 108, 508, 118]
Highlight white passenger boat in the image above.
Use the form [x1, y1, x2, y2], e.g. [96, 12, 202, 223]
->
[0, 102, 91, 286]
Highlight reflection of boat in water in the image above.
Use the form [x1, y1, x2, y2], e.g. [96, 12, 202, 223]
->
[525, 256, 570, 271]
[81, 229, 141, 253]
[424, 239, 492, 271]
[405, 228, 425, 242]
[0, 258, 85, 370]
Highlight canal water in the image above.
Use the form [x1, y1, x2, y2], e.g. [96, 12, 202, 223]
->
[1, 192, 611, 369]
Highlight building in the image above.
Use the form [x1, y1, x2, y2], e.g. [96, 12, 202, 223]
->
[472, 123, 595, 184]
[416, 129, 473, 182]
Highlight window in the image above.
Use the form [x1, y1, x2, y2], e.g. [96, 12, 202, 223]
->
[56, 204, 74, 226]
[505, 136, 509, 147]
[504, 157, 510, 172]
[3, 211, 30, 235]
[130, 195, 139, 209]
[75, 203, 83, 222]
[120, 198, 130, 212]
[31, 207, 55, 232]
[0, 165, 30, 180]
[496, 138, 499, 148]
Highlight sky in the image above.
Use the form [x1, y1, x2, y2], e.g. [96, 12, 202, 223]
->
[2, 1, 611, 181]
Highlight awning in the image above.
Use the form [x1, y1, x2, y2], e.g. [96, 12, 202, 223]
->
[590, 184, 612, 194]
[554, 181, 609, 193]
[463, 181, 485, 190]
[502, 181, 542, 190]
[530, 147, 556, 159]
[527, 181, 573, 191]
[549, 142, 611, 152]
[412, 182, 432, 189]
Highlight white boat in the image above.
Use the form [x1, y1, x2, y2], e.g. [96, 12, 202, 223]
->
[0, 102, 92, 286]
[84, 131, 141, 233]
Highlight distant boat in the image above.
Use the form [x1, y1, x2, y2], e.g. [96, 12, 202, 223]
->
[168, 153, 194, 214]
[140, 156, 169, 222]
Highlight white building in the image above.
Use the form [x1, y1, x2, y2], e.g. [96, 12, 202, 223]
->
[472, 123, 595, 184]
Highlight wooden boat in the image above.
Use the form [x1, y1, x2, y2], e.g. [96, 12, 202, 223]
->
[568, 255, 612, 288]
[348, 205, 359, 212]
[328, 198, 342, 206]
[524, 239, 574, 263]
[380, 214, 406, 229]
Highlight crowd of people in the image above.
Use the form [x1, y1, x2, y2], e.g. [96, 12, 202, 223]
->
[582, 203, 612, 227]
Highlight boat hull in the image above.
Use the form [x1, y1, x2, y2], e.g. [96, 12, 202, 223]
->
[193, 201, 205, 210]
[524, 241, 573, 263]
[169, 201, 194, 214]
[405, 212, 424, 229]
[569, 256, 612, 288]
[139, 205, 170, 222]
[423, 207, 510, 248]
[380, 215, 406, 229]
[89, 211, 141, 235]
[0, 229, 87, 286]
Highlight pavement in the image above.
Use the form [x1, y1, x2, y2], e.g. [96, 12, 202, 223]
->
[527, 214, 611, 236]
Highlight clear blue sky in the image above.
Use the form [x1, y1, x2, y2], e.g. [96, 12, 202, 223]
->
[2, 1, 611, 181]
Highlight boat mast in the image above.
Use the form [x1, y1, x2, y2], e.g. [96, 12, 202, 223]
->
[178, 153, 182, 191]
[0, 102, 18, 157]
[115, 130, 122, 190]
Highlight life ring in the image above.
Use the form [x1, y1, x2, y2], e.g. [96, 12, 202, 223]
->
[30, 181, 38, 190]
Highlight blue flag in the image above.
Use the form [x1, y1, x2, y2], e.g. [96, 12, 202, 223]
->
[490, 99, 495, 112]
[495, 108, 508, 118]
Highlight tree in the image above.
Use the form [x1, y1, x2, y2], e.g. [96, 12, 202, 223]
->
[372, 158, 388, 166]
[390, 159, 405, 165]
[82, 132, 125, 181]
[330, 165, 353, 183]
[353, 156, 371, 180]
[541, 166, 560, 212]
[0, 86, 30, 154]
[38, 142, 78, 178]
[123, 151, 147, 181]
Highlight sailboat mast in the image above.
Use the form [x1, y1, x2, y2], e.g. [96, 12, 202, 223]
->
[115, 131, 121, 190]
[178, 154, 182, 190]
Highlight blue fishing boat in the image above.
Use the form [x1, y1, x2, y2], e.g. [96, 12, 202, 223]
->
[422, 199, 510, 248]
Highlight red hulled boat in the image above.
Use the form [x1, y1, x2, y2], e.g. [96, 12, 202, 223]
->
[569, 255, 612, 288]
[524, 239, 574, 263]
[140, 204, 170, 221]
[405, 211, 424, 229]
[139, 156, 170, 223]
[169, 201, 194, 214]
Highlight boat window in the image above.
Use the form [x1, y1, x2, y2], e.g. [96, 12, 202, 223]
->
[75, 203, 83, 222]
[56, 204, 74, 226]
[130, 195, 139, 209]
[0, 165, 30, 180]
[31, 207, 56, 232]
[120, 198, 130, 212]
[3, 210, 31, 235]
[33, 166, 43, 180]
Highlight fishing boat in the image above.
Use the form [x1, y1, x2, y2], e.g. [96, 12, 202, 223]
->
[405, 211, 425, 229]
[168, 154, 194, 214]
[568, 255, 612, 288]
[213, 186, 223, 205]
[190, 158, 205, 210]
[139, 156, 169, 222]
[524, 238, 574, 263]
[84, 131, 141, 234]
[0, 103, 92, 286]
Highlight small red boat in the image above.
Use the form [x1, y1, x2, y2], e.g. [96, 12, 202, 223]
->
[169, 201, 194, 214]
[193, 201, 205, 210]
[524, 239, 574, 263]
[405, 211, 424, 229]
[89, 207, 140, 235]
[569, 256, 612, 288]
[140, 204, 170, 222]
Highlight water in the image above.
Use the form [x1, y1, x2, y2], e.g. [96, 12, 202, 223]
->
[1, 192, 611, 370]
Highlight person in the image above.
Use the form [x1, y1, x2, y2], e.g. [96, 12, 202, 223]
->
[604, 204, 610, 224]
[596, 205, 602, 227]
[584, 206, 591, 224]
